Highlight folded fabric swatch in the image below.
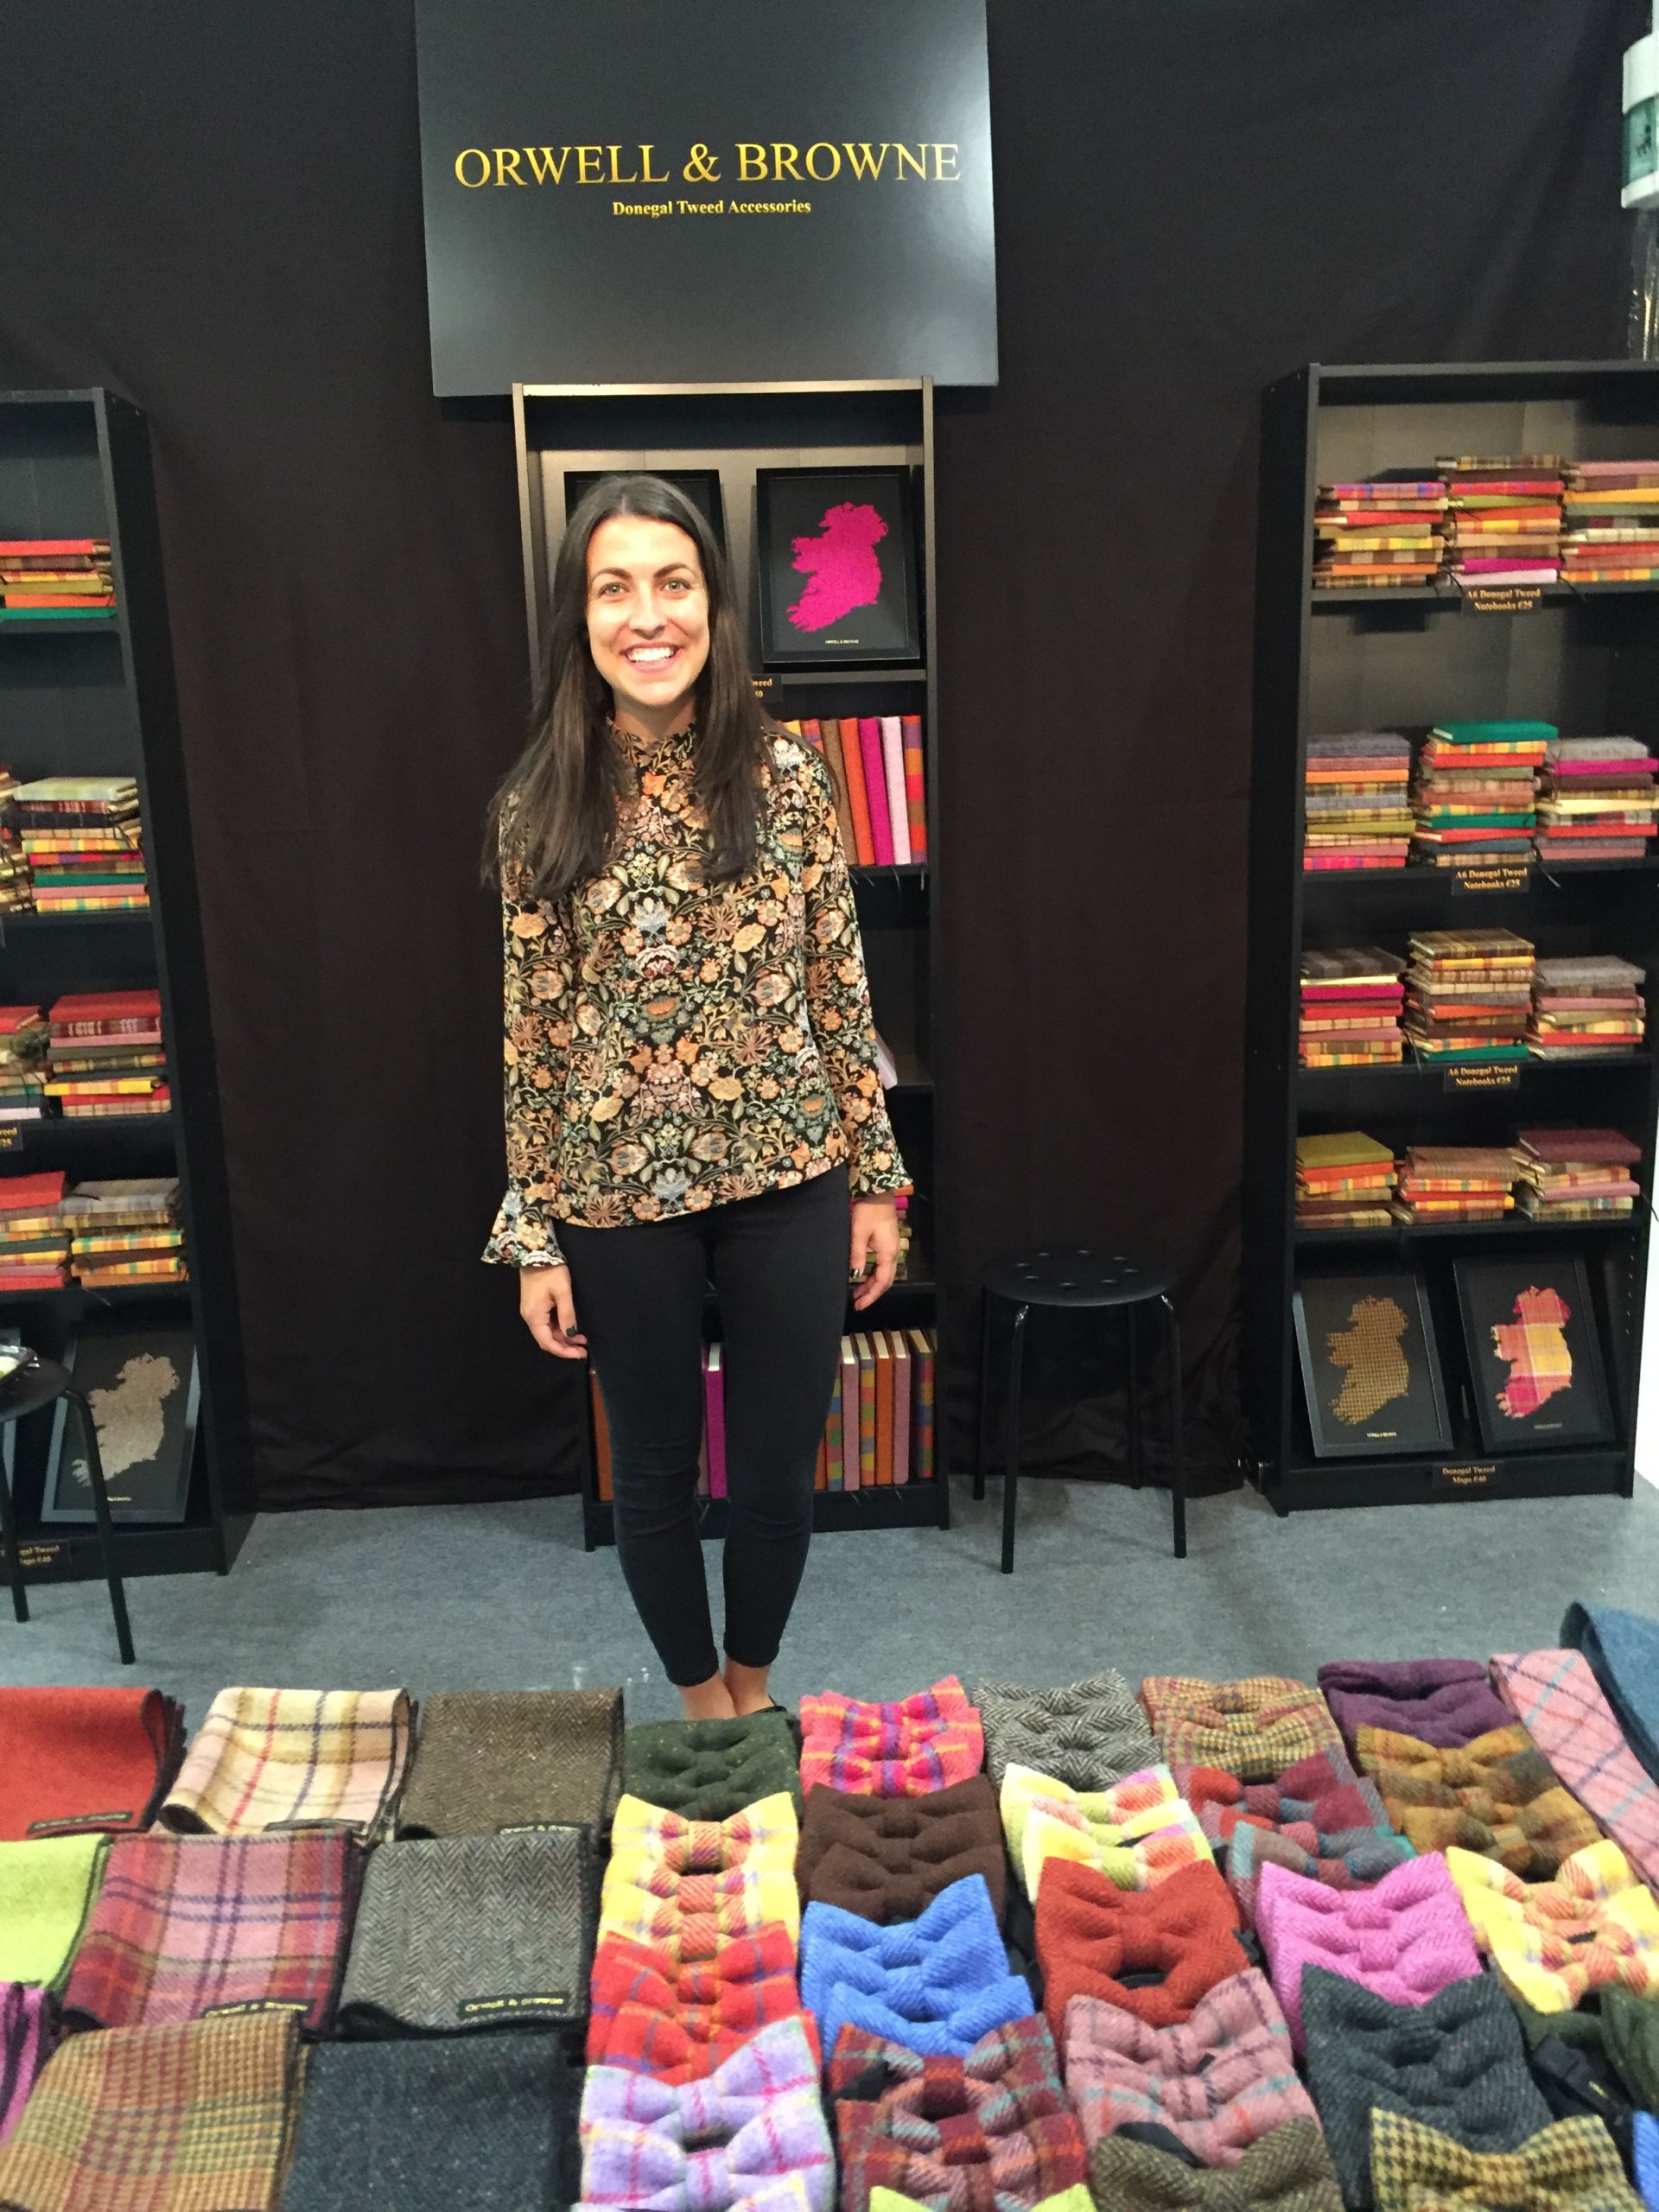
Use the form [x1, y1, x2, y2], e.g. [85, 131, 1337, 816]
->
[1255, 1853, 1481, 2054]
[1063, 1971, 1315, 2164]
[284, 2032, 580, 2212]
[62, 1829, 359, 2035]
[158, 1687, 413, 1840]
[0, 1837, 107, 1993]
[1141, 1678, 1344, 1783]
[1033, 1858, 1248, 2042]
[800, 1678, 983, 1797]
[1494, 1649, 1659, 1888]
[972, 1674, 1158, 1790]
[0, 2008, 299, 2211]
[800, 1872, 1030, 2057]
[1317, 1659, 1512, 1752]
[1089, 2119, 1344, 2212]
[600, 1791, 798, 1960]
[0, 1688, 184, 1843]
[1561, 1604, 1659, 1785]
[798, 1775, 1006, 1925]
[1355, 1721, 1600, 1874]
[0, 1987, 54, 2147]
[1001, 1763, 1210, 1902]
[396, 1688, 622, 1836]
[1634, 2111, 1656, 2212]
[1368, 2111, 1641, 2212]
[578, 2014, 833, 2212]
[587, 1923, 814, 2082]
[1183, 1751, 1413, 1929]
[1446, 1838, 1659, 2012]
[1300, 1965, 1551, 2209]
[624, 1713, 800, 1820]
[829, 2012, 1087, 2212]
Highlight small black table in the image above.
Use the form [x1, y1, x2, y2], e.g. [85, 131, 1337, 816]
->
[0, 1357, 134, 1664]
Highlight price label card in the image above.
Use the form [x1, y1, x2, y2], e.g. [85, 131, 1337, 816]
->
[1444, 1065, 1522, 1093]
[1460, 585, 1543, 615]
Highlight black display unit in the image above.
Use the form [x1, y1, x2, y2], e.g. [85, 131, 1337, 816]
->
[0, 390, 252, 1580]
[511, 380, 945, 1544]
[1245, 362, 1659, 1513]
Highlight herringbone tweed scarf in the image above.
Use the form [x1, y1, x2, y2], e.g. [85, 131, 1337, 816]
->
[972, 1675, 1158, 1790]
[624, 1713, 800, 1820]
[397, 1689, 622, 1837]
[336, 1827, 594, 2034]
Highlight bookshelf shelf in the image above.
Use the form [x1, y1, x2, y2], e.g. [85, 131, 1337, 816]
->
[0, 910, 154, 931]
[766, 665, 929, 689]
[0, 617, 124, 638]
[1294, 1214, 1637, 1248]
[1311, 582, 1659, 613]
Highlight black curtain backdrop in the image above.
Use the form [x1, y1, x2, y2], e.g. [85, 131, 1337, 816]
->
[0, 2, 1634, 1507]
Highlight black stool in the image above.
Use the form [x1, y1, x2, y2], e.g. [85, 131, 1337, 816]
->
[974, 1248, 1187, 1573]
[0, 1357, 134, 1664]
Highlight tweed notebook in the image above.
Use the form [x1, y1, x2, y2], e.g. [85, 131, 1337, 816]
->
[971, 1673, 1158, 1790]
[397, 1688, 622, 1837]
[336, 1826, 594, 2034]
[0, 1988, 54, 2149]
[1367, 2111, 1641, 2212]
[797, 1774, 1006, 1924]
[1089, 2118, 1344, 2211]
[159, 1687, 413, 1841]
[0, 1688, 184, 1843]
[0, 1837, 107, 1994]
[622, 1713, 799, 1820]
[1141, 1678, 1344, 1782]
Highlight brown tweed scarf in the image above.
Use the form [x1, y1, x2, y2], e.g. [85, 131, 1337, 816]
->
[396, 1689, 622, 1838]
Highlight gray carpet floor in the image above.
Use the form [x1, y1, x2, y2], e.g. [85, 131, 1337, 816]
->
[4, 1474, 1656, 1726]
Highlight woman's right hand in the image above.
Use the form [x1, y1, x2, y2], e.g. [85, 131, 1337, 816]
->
[518, 1264, 588, 1358]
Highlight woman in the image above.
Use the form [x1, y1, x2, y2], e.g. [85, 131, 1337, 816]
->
[483, 474, 910, 1720]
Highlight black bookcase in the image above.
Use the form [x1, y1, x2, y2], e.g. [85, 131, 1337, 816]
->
[511, 380, 945, 1544]
[1245, 361, 1659, 1512]
[0, 390, 252, 1580]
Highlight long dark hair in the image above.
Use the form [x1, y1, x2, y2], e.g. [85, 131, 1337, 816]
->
[486, 473, 771, 903]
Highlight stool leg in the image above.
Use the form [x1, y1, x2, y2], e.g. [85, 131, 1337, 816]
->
[1126, 1305, 1143, 1491]
[1001, 1305, 1028, 1576]
[0, 1429, 29, 1625]
[973, 1293, 995, 1503]
[67, 1391, 134, 1665]
[1160, 1294, 1187, 1560]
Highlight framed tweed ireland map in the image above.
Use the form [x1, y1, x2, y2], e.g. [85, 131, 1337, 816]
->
[755, 466, 921, 667]
[1294, 1270, 1452, 1459]
[1454, 1255, 1612, 1452]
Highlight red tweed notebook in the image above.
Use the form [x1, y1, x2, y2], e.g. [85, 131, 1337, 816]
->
[0, 1687, 184, 1841]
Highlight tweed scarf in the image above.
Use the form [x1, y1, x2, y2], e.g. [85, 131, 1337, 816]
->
[577, 2016, 833, 2212]
[1089, 2120, 1344, 2212]
[336, 1825, 594, 2034]
[0, 1989, 54, 2148]
[624, 1715, 801, 1821]
[1033, 1858, 1248, 2042]
[1300, 1966, 1551, 2209]
[1063, 1972, 1314, 2164]
[396, 1688, 622, 1837]
[971, 1675, 1157, 1791]
[1255, 1853, 1481, 2055]
[0, 1688, 184, 1844]
[799, 1680, 983, 1797]
[1446, 1839, 1659, 2012]
[1000, 1764, 1209, 1902]
[0, 2009, 299, 2212]
[600, 1792, 798, 1959]
[1317, 1660, 1512, 1752]
[587, 1923, 815, 2081]
[800, 1872, 1031, 2058]
[1180, 1751, 1413, 1929]
[1355, 1721, 1601, 1874]
[0, 1838, 106, 1994]
[62, 1829, 359, 2035]
[283, 2033, 580, 2212]
[829, 2012, 1088, 2212]
[1492, 1649, 1659, 1889]
[1561, 1605, 1659, 1783]
[1141, 1679, 1343, 1783]
[1634, 2111, 1656, 2212]
[798, 1777, 1006, 1925]
[159, 1687, 412, 1841]
[1368, 2112, 1641, 2212]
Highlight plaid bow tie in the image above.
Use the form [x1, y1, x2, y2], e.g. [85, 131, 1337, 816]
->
[802, 1873, 1032, 2057]
[1141, 1678, 1344, 1783]
[587, 1923, 817, 2082]
[1445, 1838, 1659, 2012]
[1368, 2111, 1639, 2212]
[1354, 1723, 1600, 1877]
[801, 1680, 984, 1797]
[601, 1792, 800, 1959]
[1000, 1764, 1211, 1901]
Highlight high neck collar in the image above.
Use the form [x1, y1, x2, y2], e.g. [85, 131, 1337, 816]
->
[613, 717, 696, 760]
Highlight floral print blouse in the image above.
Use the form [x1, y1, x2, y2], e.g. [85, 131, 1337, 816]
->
[483, 722, 910, 1268]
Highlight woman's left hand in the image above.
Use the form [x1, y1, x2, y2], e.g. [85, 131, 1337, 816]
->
[849, 1196, 900, 1309]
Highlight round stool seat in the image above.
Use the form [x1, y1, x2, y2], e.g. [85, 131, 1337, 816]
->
[982, 1247, 1175, 1310]
[0, 1357, 74, 1426]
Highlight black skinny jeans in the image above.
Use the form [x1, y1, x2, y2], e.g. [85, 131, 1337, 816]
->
[557, 1163, 850, 1687]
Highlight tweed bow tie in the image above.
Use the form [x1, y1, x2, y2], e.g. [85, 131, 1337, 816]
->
[798, 1776, 1007, 1927]
[587, 1923, 816, 2082]
[1355, 1723, 1600, 1877]
[624, 1715, 803, 1821]
[1445, 1838, 1659, 2012]
[1034, 1857, 1248, 2040]
[1180, 1751, 1414, 1929]
[800, 1680, 984, 1798]
[872, 2193, 1092, 2212]
[601, 1791, 800, 1958]
[1367, 2111, 1641, 2211]
[1316, 1660, 1512, 1753]
[971, 1675, 1157, 1791]
[578, 2015, 834, 2212]
[1089, 2118, 1344, 2211]
[1141, 1678, 1344, 1783]
[802, 1873, 1032, 2058]
[999, 1764, 1209, 1902]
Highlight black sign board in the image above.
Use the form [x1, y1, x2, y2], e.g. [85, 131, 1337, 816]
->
[414, 0, 997, 394]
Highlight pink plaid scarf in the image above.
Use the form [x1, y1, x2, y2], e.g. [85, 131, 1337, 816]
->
[1491, 1649, 1659, 1890]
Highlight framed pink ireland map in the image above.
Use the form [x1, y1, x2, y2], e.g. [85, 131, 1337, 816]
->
[755, 465, 921, 668]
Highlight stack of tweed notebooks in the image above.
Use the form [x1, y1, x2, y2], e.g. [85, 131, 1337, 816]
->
[1294, 1132, 1396, 1230]
[1526, 956, 1647, 1060]
[60, 1176, 185, 1287]
[1513, 1126, 1643, 1220]
[1438, 454, 1567, 584]
[1410, 721, 1548, 868]
[11, 779, 146, 913]
[1403, 929, 1535, 1063]
[0, 1169, 70, 1291]
[1560, 459, 1659, 582]
[1312, 476, 1447, 589]
[0, 538, 113, 619]
[1302, 734, 1414, 870]
[1299, 949, 1406, 1067]
[1389, 1144, 1519, 1225]
[1535, 737, 1659, 864]
[0, 1007, 47, 1122]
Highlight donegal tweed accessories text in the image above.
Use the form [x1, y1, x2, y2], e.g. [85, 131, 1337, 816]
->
[1561, 1601, 1659, 1783]
[1062, 1971, 1315, 2164]
[0, 1986, 54, 2147]
[625, 1715, 801, 1821]
[972, 1675, 1157, 1791]
[587, 1923, 814, 2082]
[1182, 1751, 1413, 1929]
[800, 1680, 983, 1797]
[798, 1776, 1006, 1925]
[1317, 1659, 1512, 1751]
[1034, 1858, 1248, 2041]
[1446, 1838, 1659, 2010]
[1368, 2112, 1641, 2212]
[1141, 1678, 1344, 1782]
[0, 1688, 184, 1843]
[601, 1792, 799, 1960]
[1492, 1649, 1659, 1888]
[0, 1837, 107, 1993]
[397, 1688, 622, 1837]
[1088, 2119, 1344, 2212]
[1000, 1764, 1209, 1901]
[800, 1872, 1030, 2057]
[1355, 1721, 1601, 1873]
[159, 1687, 413, 1841]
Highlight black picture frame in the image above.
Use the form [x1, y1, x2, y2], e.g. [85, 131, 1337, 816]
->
[41, 1325, 200, 1525]
[1293, 1269, 1452, 1459]
[1454, 1255, 1613, 1452]
[563, 468, 727, 553]
[754, 465, 921, 667]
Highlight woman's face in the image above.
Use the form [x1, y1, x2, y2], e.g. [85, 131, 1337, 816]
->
[586, 514, 710, 717]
